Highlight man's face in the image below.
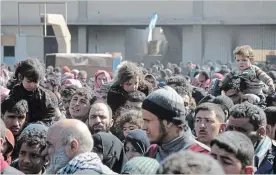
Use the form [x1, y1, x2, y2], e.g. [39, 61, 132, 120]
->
[61, 96, 72, 115]
[236, 55, 251, 70]
[88, 103, 113, 134]
[3, 112, 26, 136]
[227, 116, 258, 144]
[96, 73, 108, 88]
[211, 144, 243, 174]
[18, 143, 45, 174]
[145, 77, 156, 87]
[22, 77, 39, 91]
[195, 110, 223, 146]
[142, 110, 167, 144]
[45, 128, 71, 174]
[123, 76, 139, 93]
[69, 94, 91, 121]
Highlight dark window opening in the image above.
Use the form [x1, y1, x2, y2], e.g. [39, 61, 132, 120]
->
[4, 46, 15, 57]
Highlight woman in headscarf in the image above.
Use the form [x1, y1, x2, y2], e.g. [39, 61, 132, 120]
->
[94, 70, 112, 99]
[92, 132, 127, 173]
[124, 129, 150, 160]
[3, 129, 15, 165]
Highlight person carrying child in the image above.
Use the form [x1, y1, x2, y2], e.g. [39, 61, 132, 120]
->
[221, 45, 275, 98]
[8, 59, 56, 126]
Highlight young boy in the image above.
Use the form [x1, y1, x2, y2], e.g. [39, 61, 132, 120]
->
[221, 45, 274, 96]
[210, 131, 254, 174]
[11, 124, 48, 174]
[8, 59, 56, 126]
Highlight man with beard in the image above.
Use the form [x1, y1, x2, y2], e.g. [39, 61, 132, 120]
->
[44, 119, 115, 174]
[88, 101, 113, 134]
[227, 102, 276, 174]
[142, 86, 210, 162]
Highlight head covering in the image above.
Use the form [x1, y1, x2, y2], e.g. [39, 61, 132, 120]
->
[1, 86, 10, 103]
[121, 157, 160, 174]
[62, 72, 74, 81]
[142, 86, 186, 125]
[124, 129, 150, 155]
[4, 129, 15, 165]
[71, 69, 79, 78]
[164, 69, 173, 77]
[92, 132, 127, 173]
[62, 66, 70, 73]
[94, 70, 112, 89]
[212, 73, 224, 80]
[62, 79, 82, 88]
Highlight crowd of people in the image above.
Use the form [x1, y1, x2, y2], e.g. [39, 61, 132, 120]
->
[1, 44, 276, 174]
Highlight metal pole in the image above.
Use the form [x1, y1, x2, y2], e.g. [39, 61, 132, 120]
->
[17, 3, 20, 36]
[44, 3, 47, 37]
[65, 2, 68, 24]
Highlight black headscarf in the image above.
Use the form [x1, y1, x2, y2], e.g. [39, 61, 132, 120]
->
[124, 129, 150, 155]
[92, 132, 127, 173]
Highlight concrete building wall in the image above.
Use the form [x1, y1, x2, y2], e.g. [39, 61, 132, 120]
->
[1, 1, 276, 65]
[1, 25, 44, 60]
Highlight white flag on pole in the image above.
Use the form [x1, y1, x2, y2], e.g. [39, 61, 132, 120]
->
[148, 13, 158, 42]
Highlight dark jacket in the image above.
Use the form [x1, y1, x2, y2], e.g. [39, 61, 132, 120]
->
[107, 83, 151, 114]
[8, 84, 55, 126]
[92, 132, 128, 173]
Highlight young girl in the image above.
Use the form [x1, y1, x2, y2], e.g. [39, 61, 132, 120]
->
[221, 45, 275, 96]
[8, 59, 56, 126]
[107, 61, 151, 114]
[124, 129, 150, 160]
[111, 108, 143, 141]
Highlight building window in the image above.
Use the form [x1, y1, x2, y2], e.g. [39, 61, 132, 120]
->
[3, 46, 15, 57]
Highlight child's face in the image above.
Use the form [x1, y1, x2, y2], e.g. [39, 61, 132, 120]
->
[18, 143, 45, 174]
[123, 122, 139, 138]
[123, 76, 139, 93]
[235, 55, 251, 70]
[125, 142, 142, 160]
[22, 77, 39, 91]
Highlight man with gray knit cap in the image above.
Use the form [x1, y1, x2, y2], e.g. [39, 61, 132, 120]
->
[142, 86, 210, 162]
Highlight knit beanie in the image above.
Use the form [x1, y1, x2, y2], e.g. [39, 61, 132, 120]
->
[142, 86, 186, 125]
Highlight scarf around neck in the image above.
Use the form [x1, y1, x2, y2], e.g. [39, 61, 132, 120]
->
[57, 152, 116, 174]
[156, 130, 196, 162]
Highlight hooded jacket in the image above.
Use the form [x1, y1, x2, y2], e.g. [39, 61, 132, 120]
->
[124, 129, 150, 155]
[92, 132, 127, 173]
